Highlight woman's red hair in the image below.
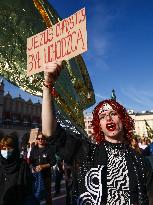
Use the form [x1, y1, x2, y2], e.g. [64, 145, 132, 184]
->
[91, 99, 134, 144]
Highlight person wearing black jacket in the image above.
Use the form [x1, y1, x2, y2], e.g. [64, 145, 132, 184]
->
[0, 135, 38, 205]
[41, 61, 152, 205]
[29, 132, 56, 205]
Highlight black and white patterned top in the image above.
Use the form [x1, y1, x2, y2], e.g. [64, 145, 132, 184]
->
[50, 125, 149, 205]
[104, 141, 130, 204]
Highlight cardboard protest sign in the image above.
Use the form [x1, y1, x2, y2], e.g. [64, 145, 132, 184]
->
[27, 7, 87, 76]
[29, 128, 39, 143]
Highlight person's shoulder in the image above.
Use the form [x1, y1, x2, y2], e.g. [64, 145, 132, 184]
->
[75, 137, 97, 157]
[131, 148, 150, 167]
[129, 146, 142, 157]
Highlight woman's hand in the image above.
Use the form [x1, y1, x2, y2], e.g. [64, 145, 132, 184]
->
[44, 61, 63, 86]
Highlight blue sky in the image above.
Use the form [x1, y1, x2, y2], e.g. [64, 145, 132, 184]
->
[4, 0, 153, 112]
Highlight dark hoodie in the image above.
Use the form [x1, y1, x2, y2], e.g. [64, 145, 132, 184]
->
[0, 149, 33, 205]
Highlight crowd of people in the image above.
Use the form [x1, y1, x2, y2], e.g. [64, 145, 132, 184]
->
[0, 132, 72, 205]
[0, 60, 153, 205]
[0, 135, 39, 205]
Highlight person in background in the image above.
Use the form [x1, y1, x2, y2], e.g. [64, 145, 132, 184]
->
[26, 142, 35, 164]
[54, 155, 64, 197]
[131, 136, 142, 153]
[139, 138, 148, 150]
[29, 131, 56, 205]
[64, 162, 73, 205]
[0, 135, 39, 205]
[20, 143, 30, 161]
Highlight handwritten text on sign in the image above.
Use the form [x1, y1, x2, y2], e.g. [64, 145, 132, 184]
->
[27, 8, 87, 76]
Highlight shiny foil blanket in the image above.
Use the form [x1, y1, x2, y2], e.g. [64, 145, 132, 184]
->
[0, 0, 95, 132]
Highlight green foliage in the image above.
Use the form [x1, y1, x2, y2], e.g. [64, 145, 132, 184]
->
[144, 120, 153, 139]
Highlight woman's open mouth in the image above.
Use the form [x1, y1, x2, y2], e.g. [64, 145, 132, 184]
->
[106, 122, 116, 131]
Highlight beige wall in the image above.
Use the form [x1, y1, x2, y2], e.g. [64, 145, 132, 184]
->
[130, 113, 153, 137]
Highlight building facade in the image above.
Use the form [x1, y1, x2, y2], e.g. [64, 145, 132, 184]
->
[0, 79, 41, 143]
[130, 112, 153, 137]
